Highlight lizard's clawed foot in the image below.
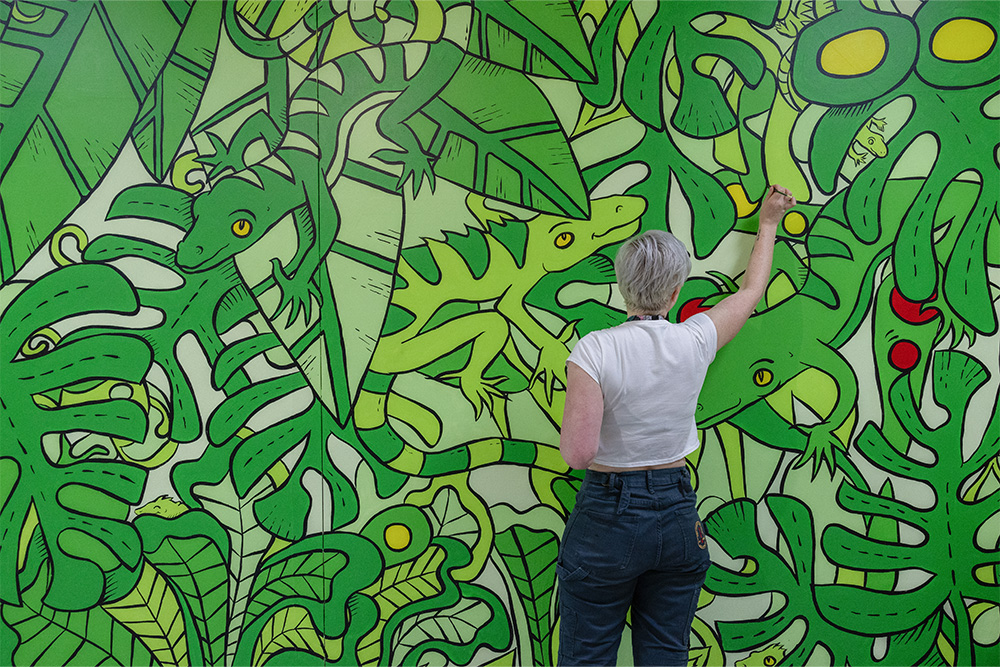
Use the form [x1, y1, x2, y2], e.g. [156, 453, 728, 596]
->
[530, 322, 577, 406]
[793, 424, 846, 479]
[437, 369, 506, 420]
[270, 258, 320, 328]
[373, 148, 436, 197]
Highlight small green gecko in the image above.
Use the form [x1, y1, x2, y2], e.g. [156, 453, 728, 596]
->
[848, 116, 888, 166]
[735, 643, 786, 667]
[134, 495, 188, 519]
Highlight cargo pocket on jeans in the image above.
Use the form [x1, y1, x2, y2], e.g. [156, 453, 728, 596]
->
[556, 562, 588, 583]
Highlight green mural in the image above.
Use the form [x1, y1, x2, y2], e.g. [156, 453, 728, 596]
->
[1, 1, 997, 665]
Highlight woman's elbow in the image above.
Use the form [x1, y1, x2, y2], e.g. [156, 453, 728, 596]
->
[560, 438, 597, 470]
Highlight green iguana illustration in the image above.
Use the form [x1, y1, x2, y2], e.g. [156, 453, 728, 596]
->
[171, 41, 464, 425]
[735, 643, 786, 667]
[351, 194, 644, 489]
[175, 41, 463, 322]
[694, 188, 897, 477]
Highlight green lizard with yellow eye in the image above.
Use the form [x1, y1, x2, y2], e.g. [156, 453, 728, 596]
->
[735, 643, 786, 667]
[351, 193, 644, 489]
[175, 41, 463, 327]
[848, 116, 888, 166]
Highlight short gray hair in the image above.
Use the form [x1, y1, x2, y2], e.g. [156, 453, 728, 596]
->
[614, 230, 691, 313]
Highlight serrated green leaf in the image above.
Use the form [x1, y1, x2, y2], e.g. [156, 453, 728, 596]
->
[495, 526, 558, 666]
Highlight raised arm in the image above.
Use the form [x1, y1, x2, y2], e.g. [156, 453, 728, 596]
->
[706, 185, 796, 350]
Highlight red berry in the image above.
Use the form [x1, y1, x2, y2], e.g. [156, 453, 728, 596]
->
[890, 288, 940, 324]
[889, 340, 920, 371]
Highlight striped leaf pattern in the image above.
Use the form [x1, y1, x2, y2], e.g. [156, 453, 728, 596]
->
[251, 605, 344, 667]
[495, 526, 558, 666]
[102, 562, 189, 667]
[145, 533, 229, 666]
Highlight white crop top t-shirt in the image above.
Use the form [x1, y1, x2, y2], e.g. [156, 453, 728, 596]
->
[566, 312, 717, 468]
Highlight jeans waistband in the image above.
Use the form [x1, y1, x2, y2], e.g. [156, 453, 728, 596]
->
[583, 467, 690, 514]
[584, 467, 689, 488]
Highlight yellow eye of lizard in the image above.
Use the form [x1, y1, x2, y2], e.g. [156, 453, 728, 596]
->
[764, 657, 777, 667]
[555, 232, 574, 248]
[232, 219, 252, 237]
[753, 369, 773, 387]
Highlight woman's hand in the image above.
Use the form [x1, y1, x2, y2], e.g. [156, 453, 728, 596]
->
[759, 184, 797, 228]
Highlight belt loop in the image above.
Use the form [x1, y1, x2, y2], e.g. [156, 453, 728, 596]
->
[616, 475, 630, 515]
[646, 470, 654, 493]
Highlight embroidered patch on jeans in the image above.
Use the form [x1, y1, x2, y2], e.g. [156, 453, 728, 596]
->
[695, 520, 707, 549]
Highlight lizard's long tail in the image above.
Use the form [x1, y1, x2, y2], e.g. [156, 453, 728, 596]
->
[352, 372, 567, 497]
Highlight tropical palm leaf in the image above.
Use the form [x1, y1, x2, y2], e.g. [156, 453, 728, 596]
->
[0, 264, 150, 610]
[0, 0, 204, 281]
[419, 53, 589, 219]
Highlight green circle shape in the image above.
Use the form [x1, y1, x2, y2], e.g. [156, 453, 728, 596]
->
[915, 1, 999, 89]
[791, 6, 917, 105]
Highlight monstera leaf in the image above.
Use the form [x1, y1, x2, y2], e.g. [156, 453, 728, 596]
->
[0, 0, 212, 281]
[704, 496, 877, 665]
[817, 351, 1000, 667]
[1, 533, 155, 667]
[621, 1, 776, 136]
[94, 184, 255, 443]
[0, 263, 151, 610]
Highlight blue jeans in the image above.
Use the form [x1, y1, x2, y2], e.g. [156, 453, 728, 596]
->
[556, 468, 710, 666]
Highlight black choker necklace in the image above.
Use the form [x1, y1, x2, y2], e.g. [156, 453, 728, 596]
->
[626, 314, 668, 322]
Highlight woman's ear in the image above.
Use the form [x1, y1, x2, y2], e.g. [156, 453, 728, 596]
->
[668, 285, 682, 309]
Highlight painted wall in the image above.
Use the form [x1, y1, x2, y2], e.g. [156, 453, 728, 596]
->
[1, 1, 998, 665]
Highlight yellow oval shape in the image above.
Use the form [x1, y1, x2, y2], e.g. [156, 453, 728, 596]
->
[232, 219, 253, 238]
[820, 29, 887, 77]
[932, 18, 996, 62]
[783, 211, 808, 236]
[726, 183, 759, 218]
[753, 369, 774, 387]
[554, 231, 575, 249]
[384, 523, 411, 551]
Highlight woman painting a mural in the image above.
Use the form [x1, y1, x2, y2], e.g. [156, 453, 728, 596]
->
[557, 185, 797, 666]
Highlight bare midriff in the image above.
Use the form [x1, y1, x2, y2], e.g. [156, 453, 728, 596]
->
[588, 458, 687, 473]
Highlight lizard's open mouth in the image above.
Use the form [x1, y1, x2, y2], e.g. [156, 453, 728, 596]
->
[591, 216, 641, 240]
